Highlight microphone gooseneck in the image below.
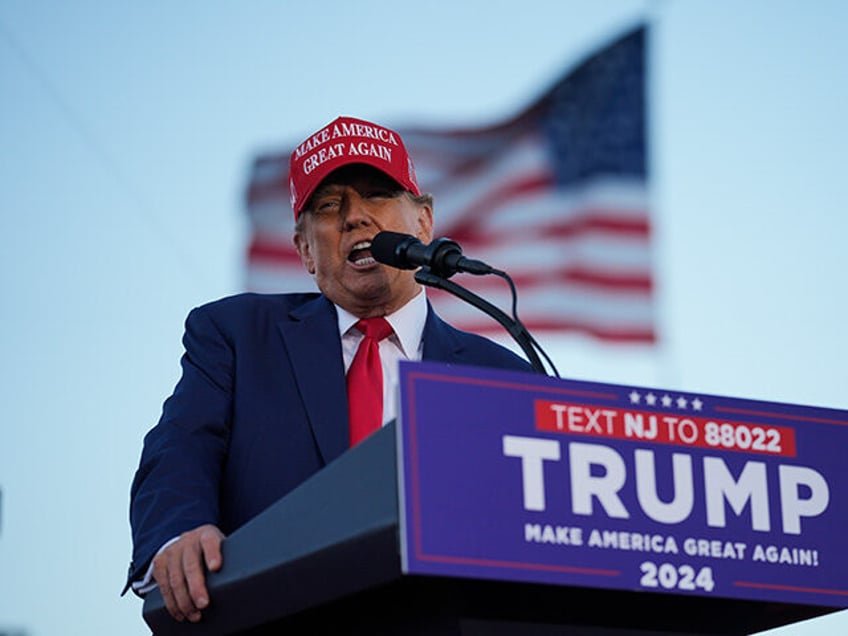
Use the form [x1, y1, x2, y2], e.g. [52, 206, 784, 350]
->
[369, 231, 560, 377]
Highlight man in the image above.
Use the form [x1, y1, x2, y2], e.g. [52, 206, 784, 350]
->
[126, 116, 533, 623]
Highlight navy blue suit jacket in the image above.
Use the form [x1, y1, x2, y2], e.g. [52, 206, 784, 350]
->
[127, 292, 532, 589]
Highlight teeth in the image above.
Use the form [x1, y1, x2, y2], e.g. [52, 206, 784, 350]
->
[349, 240, 374, 266]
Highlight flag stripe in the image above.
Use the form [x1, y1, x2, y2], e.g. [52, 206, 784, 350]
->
[433, 317, 655, 343]
[428, 286, 653, 330]
[248, 231, 652, 279]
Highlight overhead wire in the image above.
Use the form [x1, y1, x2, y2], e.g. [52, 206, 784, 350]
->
[0, 15, 211, 292]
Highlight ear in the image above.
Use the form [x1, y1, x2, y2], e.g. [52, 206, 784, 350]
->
[293, 230, 316, 275]
[416, 204, 434, 243]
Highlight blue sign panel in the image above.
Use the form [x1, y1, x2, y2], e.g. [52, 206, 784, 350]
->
[397, 361, 848, 608]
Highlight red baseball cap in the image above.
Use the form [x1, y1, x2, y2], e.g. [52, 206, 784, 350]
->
[289, 116, 421, 220]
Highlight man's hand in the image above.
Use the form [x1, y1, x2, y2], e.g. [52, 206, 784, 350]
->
[152, 524, 225, 622]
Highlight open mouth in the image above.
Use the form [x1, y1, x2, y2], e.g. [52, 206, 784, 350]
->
[348, 240, 377, 267]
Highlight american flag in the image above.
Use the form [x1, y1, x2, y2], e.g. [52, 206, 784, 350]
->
[245, 25, 653, 343]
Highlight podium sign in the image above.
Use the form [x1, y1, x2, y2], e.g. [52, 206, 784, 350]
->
[397, 361, 848, 609]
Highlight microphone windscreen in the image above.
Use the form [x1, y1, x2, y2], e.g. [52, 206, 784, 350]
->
[371, 231, 416, 268]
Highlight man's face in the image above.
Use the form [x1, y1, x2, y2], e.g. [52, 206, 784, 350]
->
[294, 165, 434, 318]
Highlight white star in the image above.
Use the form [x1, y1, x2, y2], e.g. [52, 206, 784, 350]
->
[692, 398, 703, 411]
[645, 393, 657, 406]
[629, 390, 641, 404]
[661, 394, 672, 408]
[676, 396, 688, 409]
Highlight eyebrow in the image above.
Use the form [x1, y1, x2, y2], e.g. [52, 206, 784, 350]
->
[310, 183, 343, 201]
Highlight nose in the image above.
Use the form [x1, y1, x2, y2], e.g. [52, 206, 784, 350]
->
[342, 191, 372, 230]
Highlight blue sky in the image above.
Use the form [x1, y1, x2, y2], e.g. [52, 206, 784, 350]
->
[1, 2, 847, 633]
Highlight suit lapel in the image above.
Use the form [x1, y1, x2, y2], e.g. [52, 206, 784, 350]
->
[421, 303, 466, 363]
[276, 295, 349, 464]
[277, 299, 466, 465]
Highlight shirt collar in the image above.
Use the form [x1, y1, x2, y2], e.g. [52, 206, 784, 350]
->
[336, 289, 428, 358]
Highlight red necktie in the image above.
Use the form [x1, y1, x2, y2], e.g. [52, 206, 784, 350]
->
[347, 317, 394, 447]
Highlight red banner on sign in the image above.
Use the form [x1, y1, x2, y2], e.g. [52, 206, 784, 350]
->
[534, 400, 797, 458]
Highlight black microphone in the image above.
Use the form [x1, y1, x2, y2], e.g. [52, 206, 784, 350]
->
[371, 231, 495, 277]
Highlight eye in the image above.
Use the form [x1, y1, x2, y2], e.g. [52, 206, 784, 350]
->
[314, 198, 340, 213]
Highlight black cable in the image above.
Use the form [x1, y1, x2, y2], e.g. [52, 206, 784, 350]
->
[491, 269, 561, 378]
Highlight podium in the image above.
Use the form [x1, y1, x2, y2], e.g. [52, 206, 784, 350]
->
[143, 363, 845, 635]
